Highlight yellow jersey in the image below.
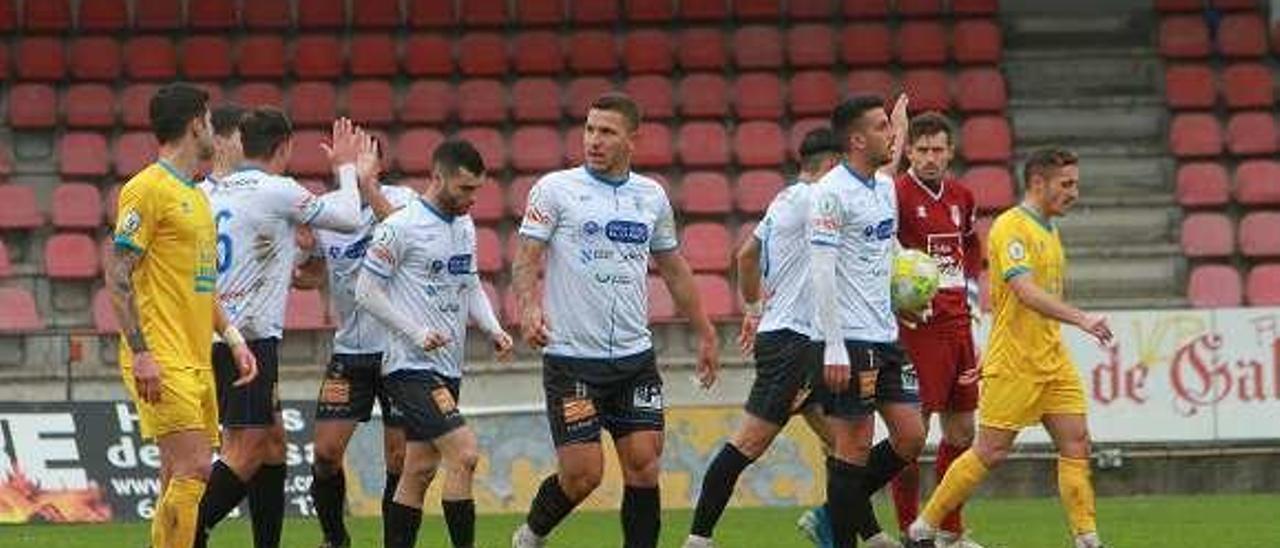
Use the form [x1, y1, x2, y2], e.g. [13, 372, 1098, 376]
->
[113, 161, 217, 371]
[984, 205, 1073, 379]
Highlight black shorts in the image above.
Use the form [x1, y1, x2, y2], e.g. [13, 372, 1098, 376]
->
[213, 338, 281, 428]
[544, 349, 664, 447]
[745, 329, 822, 427]
[381, 369, 465, 442]
[817, 340, 920, 419]
[314, 353, 404, 427]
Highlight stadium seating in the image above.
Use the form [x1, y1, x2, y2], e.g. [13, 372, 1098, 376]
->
[680, 74, 731, 118]
[346, 80, 396, 126]
[289, 82, 339, 127]
[458, 128, 507, 170]
[1180, 213, 1234, 258]
[52, 183, 104, 230]
[60, 133, 111, 178]
[457, 79, 507, 124]
[961, 117, 1013, 162]
[733, 73, 785, 120]
[1187, 264, 1242, 307]
[122, 84, 160, 128]
[24, 0, 71, 32]
[633, 123, 675, 169]
[956, 68, 1008, 112]
[1217, 14, 1267, 58]
[285, 290, 330, 330]
[114, 132, 158, 176]
[512, 32, 564, 75]
[470, 183, 504, 224]
[298, 0, 345, 29]
[475, 228, 503, 274]
[678, 123, 731, 167]
[506, 176, 536, 220]
[961, 166, 1017, 212]
[1163, 65, 1216, 110]
[953, 19, 1002, 64]
[791, 71, 840, 117]
[679, 28, 728, 71]
[1169, 114, 1223, 158]
[349, 35, 399, 77]
[511, 127, 564, 172]
[0, 287, 42, 333]
[519, 0, 566, 26]
[0, 185, 43, 229]
[647, 276, 677, 321]
[623, 76, 675, 119]
[734, 122, 786, 167]
[903, 69, 951, 112]
[353, 0, 401, 28]
[624, 30, 675, 74]
[1239, 212, 1280, 257]
[679, 172, 732, 214]
[70, 37, 123, 81]
[403, 35, 454, 77]
[402, 81, 453, 124]
[79, 0, 128, 32]
[568, 31, 619, 74]
[459, 33, 507, 77]
[694, 274, 736, 317]
[1221, 64, 1274, 109]
[9, 84, 58, 129]
[566, 77, 614, 118]
[287, 131, 331, 176]
[897, 21, 948, 65]
[1246, 265, 1280, 305]
[294, 35, 344, 79]
[682, 224, 733, 272]
[238, 35, 287, 79]
[461, 0, 508, 27]
[734, 26, 784, 70]
[92, 289, 118, 334]
[735, 171, 787, 214]
[16, 37, 66, 81]
[1175, 163, 1231, 207]
[396, 129, 446, 174]
[1159, 16, 1211, 59]
[898, 0, 944, 17]
[244, 0, 291, 29]
[1225, 112, 1278, 156]
[1234, 160, 1280, 205]
[788, 24, 837, 68]
[843, 23, 894, 66]
[847, 69, 896, 98]
[135, 0, 180, 30]
[45, 233, 100, 279]
[0, 241, 10, 278]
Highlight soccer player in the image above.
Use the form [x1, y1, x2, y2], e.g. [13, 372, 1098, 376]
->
[906, 148, 1113, 548]
[808, 94, 925, 548]
[204, 104, 247, 187]
[889, 112, 984, 548]
[355, 139, 514, 548]
[510, 92, 720, 548]
[682, 128, 844, 548]
[196, 112, 368, 548]
[107, 82, 257, 548]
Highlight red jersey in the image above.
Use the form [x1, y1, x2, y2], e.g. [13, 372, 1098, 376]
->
[895, 171, 983, 333]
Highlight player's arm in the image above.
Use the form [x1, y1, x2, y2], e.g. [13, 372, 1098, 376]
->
[512, 179, 559, 348]
[299, 118, 366, 233]
[355, 224, 449, 351]
[211, 304, 258, 386]
[352, 130, 401, 222]
[655, 250, 720, 388]
[879, 93, 910, 177]
[292, 256, 327, 290]
[809, 186, 851, 392]
[735, 233, 764, 354]
[466, 274, 513, 360]
[1006, 274, 1112, 345]
[107, 185, 161, 402]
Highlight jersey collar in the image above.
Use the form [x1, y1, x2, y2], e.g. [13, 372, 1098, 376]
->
[908, 170, 945, 201]
[157, 160, 195, 188]
[419, 198, 455, 224]
[1018, 204, 1055, 233]
[841, 162, 876, 190]
[584, 166, 630, 187]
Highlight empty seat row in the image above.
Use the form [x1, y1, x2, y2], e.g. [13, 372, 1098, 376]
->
[1169, 112, 1279, 158]
[1187, 264, 1280, 308]
[1176, 160, 1280, 207]
[1155, 0, 1262, 12]
[1159, 14, 1271, 59]
[1181, 211, 1280, 258]
[1164, 63, 1276, 111]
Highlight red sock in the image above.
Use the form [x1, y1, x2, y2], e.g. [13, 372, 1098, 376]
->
[936, 441, 966, 534]
[890, 461, 920, 534]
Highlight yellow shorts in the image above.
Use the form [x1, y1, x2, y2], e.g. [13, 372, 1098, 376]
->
[978, 367, 1087, 430]
[121, 366, 220, 447]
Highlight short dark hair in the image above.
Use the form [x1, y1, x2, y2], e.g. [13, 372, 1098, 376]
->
[831, 94, 885, 149]
[798, 127, 841, 172]
[210, 104, 247, 138]
[240, 107, 293, 160]
[149, 83, 210, 145]
[1023, 147, 1079, 187]
[907, 112, 953, 146]
[432, 139, 486, 177]
[589, 92, 642, 131]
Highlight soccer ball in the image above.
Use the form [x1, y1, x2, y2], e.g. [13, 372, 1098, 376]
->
[891, 249, 941, 313]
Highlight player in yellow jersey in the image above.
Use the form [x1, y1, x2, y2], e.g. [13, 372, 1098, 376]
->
[905, 148, 1113, 548]
[106, 83, 258, 548]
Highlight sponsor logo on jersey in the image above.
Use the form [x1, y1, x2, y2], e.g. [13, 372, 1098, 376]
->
[864, 218, 895, 241]
[447, 254, 472, 275]
[605, 220, 649, 244]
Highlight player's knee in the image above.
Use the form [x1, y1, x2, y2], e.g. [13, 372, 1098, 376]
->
[974, 440, 1011, 467]
[313, 439, 345, 470]
[450, 447, 480, 476]
[560, 466, 603, 500]
[621, 454, 661, 486]
[892, 431, 926, 462]
[1058, 432, 1091, 459]
[729, 428, 772, 460]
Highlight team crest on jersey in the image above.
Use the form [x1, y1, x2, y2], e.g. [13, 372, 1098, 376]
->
[917, 205, 928, 218]
[950, 205, 962, 228]
[119, 209, 142, 236]
[1008, 240, 1026, 261]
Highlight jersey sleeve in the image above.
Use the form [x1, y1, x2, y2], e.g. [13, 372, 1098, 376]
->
[277, 179, 327, 225]
[809, 183, 844, 247]
[989, 217, 1033, 281]
[383, 185, 417, 210]
[650, 189, 679, 252]
[113, 180, 160, 253]
[361, 222, 402, 280]
[517, 176, 561, 242]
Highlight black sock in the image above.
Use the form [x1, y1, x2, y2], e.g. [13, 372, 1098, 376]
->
[195, 460, 249, 548]
[857, 440, 910, 539]
[690, 443, 754, 538]
[381, 471, 401, 545]
[310, 464, 348, 545]
[826, 457, 869, 548]
[442, 499, 476, 548]
[621, 485, 661, 548]
[526, 474, 579, 537]
[248, 463, 286, 548]
[383, 501, 423, 548]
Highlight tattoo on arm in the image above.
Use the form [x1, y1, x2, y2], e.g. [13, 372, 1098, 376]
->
[512, 239, 545, 313]
[106, 246, 149, 353]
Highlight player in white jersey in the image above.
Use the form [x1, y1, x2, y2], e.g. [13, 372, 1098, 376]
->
[510, 93, 720, 548]
[683, 128, 845, 548]
[355, 139, 513, 548]
[808, 94, 929, 548]
[195, 113, 369, 548]
[204, 104, 247, 190]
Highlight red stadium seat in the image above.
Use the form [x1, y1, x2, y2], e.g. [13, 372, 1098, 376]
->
[349, 35, 399, 77]
[507, 176, 537, 220]
[461, 0, 508, 27]
[0, 185, 43, 229]
[678, 28, 728, 71]
[566, 77, 615, 118]
[346, 81, 395, 126]
[24, 0, 70, 31]
[789, 118, 827, 160]
[69, 37, 122, 81]
[134, 0, 180, 30]
[293, 35, 344, 79]
[563, 126, 585, 164]
[403, 35, 454, 77]
[678, 172, 732, 214]
[681, 0, 728, 20]
[1246, 265, 1280, 305]
[1163, 64, 1215, 110]
[648, 276, 677, 321]
[405, 0, 454, 27]
[180, 36, 233, 80]
[571, 0, 618, 24]
[0, 287, 43, 333]
[1218, 14, 1267, 58]
[517, 0, 564, 25]
[897, 21, 948, 66]
[960, 166, 1016, 212]
[634, 123, 674, 169]
[788, 24, 837, 68]
[189, 0, 236, 30]
[1169, 114, 1223, 158]
[952, 0, 998, 15]
[736, 0, 781, 19]
[114, 132, 158, 176]
[735, 171, 786, 214]
[897, 0, 943, 17]
[1239, 212, 1280, 257]
[1222, 64, 1274, 110]
[285, 290, 330, 330]
[679, 124, 731, 168]
[568, 31, 619, 74]
[469, 182, 504, 224]
[960, 117, 1012, 163]
[623, 30, 674, 74]
[734, 73, 785, 120]
[843, 0, 889, 18]
[458, 33, 507, 77]
[626, 0, 674, 22]
[79, 0, 127, 32]
[1187, 264, 1242, 308]
[512, 32, 564, 75]
[1226, 112, 1278, 156]
[0, 147, 9, 178]
[0, 0, 11, 33]
[955, 68, 1007, 113]
[288, 131, 331, 176]
[791, 71, 839, 117]
[289, 82, 339, 127]
[1154, 0, 1201, 11]
[354, 0, 401, 28]
[458, 128, 507, 170]
[93, 288, 118, 334]
[511, 127, 564, 172]
[1180, 212, 1234, 257]
[124, 36, 178, 80]
[16, 37, 66, 81]
[238, 35, 286, 79]
[232, 82, 284, 107]
[402, 81, 454, 125]
[624, 76, 675, 119]
[842, 23, 893, 66]
[243, 0, 291, 29]
[953, 19, 1002, 64]
[1175, 162, 1230, 207]
[1274, 21, 1280, 56]
[475, 228, 503, 273]
[1211, 0, 1259, 9]
[297, 0, 344, 29]
[457, 80, 507, 125]
[513, 78, 562, 122]
[695, 274, 736, 317]
[679, 74, 730, 118]
[903, 69, 951, 112]
[1159, 16, 1210, 59]
[789, 0, 834, 19]
[45, 233, 99, 279]
[64, 84, 116, 129]
[735, 122, 786, 167]
[733, 26, 784, 70]
[1235, 160, 1280, 205]
[847, 70, 896, 98]
[682, 224, 733, 272]
[395, 129, 446, 174]
[121, 84, 159, 129]
[60, 133, 110, 178]
[9, 84, 57, 129]
[0, 42, 7, 79]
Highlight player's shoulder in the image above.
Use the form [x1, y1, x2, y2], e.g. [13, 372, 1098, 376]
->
[381, 183, 418, 206]
[990, 207, 1030, 236]
[121, 162, 167, 192]
[533, 167, 582, 190]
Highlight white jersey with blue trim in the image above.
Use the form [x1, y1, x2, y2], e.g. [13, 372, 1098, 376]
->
[362, 199, 478, 378]
[518, 166, 679, 359]
[753, 182, 817, 338]
[315, 184, 418, 355]
[809, 164, 899, 343]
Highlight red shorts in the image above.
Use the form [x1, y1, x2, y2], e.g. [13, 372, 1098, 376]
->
[898, 323, 978, 413]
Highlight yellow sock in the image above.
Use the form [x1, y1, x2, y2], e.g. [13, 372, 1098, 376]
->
[161, 476, 206, 548]
[150, 485, 169, 548]
[1057, 457, 1097, 535]
[921, 449, 989, 527]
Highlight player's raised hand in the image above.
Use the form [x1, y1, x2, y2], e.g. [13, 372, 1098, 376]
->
[737, 313, 761, 356]
[230, 343, 259, 387]
[824, 363, 851, 394]
[321, 117, 361, 166]
[492, 331, 515, 361]
[696, 330, 720, 389]
[890, 93, 910, 128]
[421, 330, 451, 352]
[1079, 313, 1114, 346]
[356, 130, 381, 183]
[520, 305, 551, 348]
[132, 352, 162, 404]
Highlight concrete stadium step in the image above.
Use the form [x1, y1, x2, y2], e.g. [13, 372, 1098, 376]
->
[1014, 143, 1173, 194]
[1067, 255, 1183, 301]
[1076, 294, 1190, 311]
[1010, 95, 1166, 145]
[1003, 12, 1153, 50]
[1055, 204, 1177, 246]
[1003, 47, 1161, 99]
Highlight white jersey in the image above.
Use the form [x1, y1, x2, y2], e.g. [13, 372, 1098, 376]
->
[809, 164, 899, 343]
[314, 184, 418, 355]
[518, 167, 679, 359]
[754, 182, 817, 338]
[362, 199, 478, 378]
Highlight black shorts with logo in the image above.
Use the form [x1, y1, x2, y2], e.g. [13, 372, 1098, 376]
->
[745, 329, 822, 426]
[314, 353, 404, 427]
[213, 338, 281, 428]
[381, 369, 465, 442]
[543, 349, 664, 447]
[817, 340, 921, 419]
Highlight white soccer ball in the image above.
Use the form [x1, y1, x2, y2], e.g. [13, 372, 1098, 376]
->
[891, 248, 941, 313]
